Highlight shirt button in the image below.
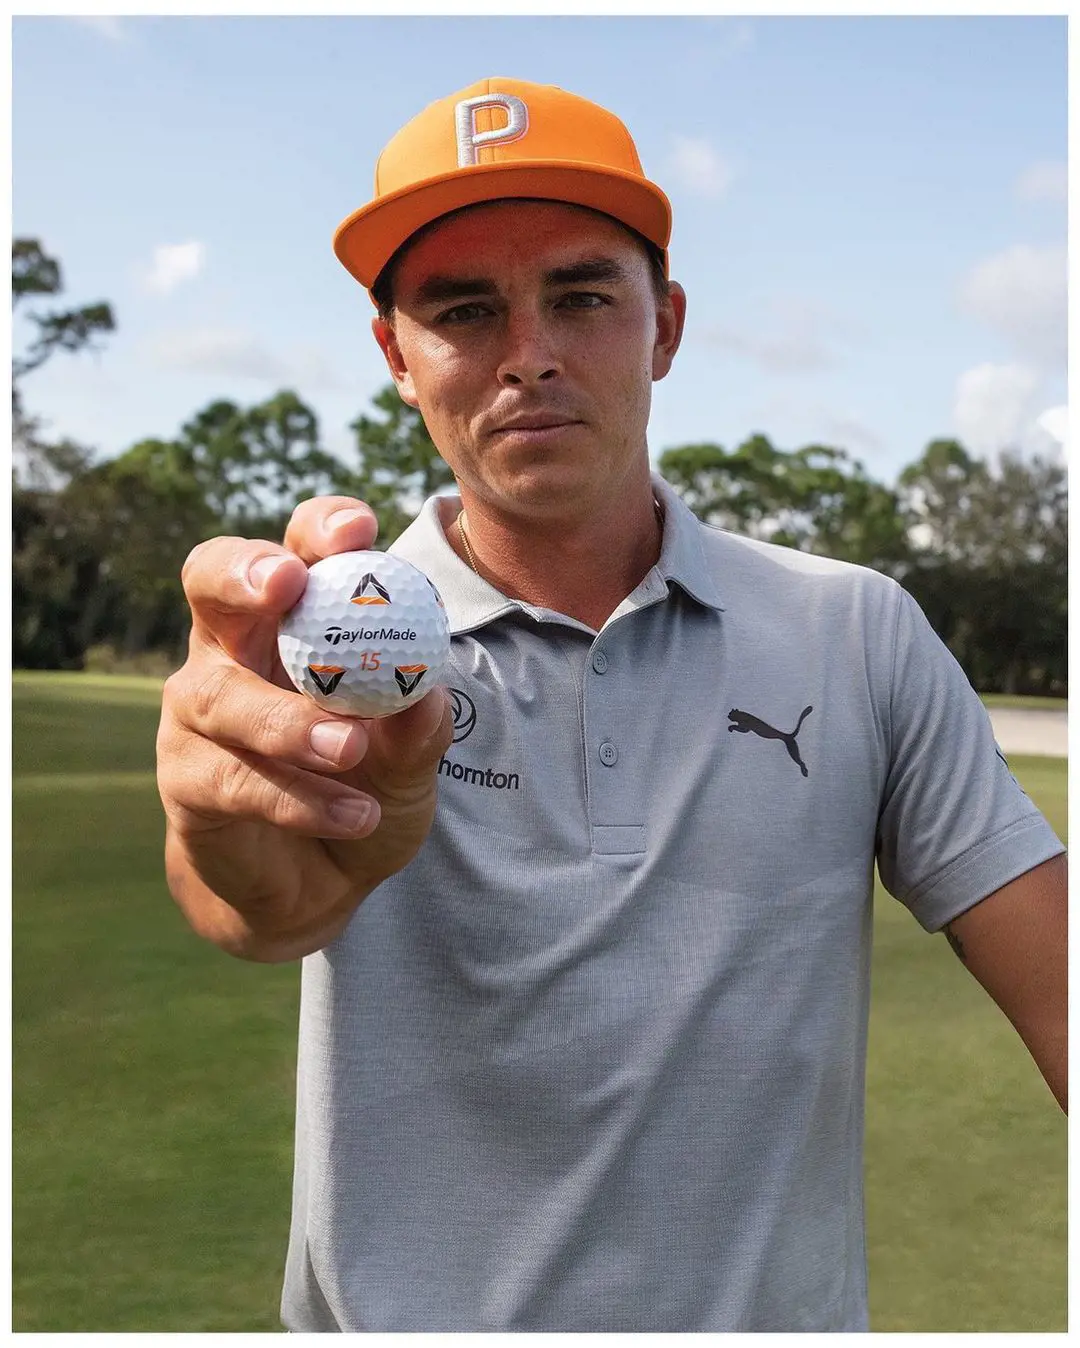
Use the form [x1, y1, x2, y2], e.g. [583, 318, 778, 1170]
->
[598, 741, 618, 767]
[592, 650, 609, 674]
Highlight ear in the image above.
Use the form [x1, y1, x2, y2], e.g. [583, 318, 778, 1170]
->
[651, 281, 687, 383]
[372, 315, 420, 409]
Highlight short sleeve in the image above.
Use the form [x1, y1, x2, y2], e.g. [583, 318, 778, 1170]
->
[875, 586, 1064, 931]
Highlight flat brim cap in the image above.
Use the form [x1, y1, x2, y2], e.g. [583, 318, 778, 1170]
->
[333, 77, 672, 293]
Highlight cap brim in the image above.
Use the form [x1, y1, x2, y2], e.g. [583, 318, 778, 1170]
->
[334, 161, 672, 293]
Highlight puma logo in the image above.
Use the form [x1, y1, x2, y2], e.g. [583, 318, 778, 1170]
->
[728, 705, 813, 777]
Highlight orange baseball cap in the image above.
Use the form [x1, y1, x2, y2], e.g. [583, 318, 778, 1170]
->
[333, 76, 672, 294]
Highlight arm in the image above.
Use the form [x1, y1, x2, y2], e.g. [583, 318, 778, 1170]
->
[943, 853, 1067, 1111]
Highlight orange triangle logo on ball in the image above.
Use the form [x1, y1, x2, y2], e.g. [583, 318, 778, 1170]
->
[351, 574, 391, 606]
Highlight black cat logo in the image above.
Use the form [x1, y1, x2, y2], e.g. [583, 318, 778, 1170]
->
[728, 705, 813, 778]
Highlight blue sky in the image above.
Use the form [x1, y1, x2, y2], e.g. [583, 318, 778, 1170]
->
[12, 15, 1068, 487]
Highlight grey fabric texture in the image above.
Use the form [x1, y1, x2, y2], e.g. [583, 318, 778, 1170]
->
[280, 475, 1063, 1332]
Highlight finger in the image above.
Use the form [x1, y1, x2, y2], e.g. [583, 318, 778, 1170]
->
[282, 496, 379, 567]
[182, 535, 309, 674]
[359, 686, 455, 794]
[160, 736, 382, 841]
[163, 660, 371, 774]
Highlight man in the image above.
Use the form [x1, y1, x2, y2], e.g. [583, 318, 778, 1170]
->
[155, 78, 1066, 1331]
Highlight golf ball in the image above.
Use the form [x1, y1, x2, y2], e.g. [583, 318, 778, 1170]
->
[278, 551, 451, 718]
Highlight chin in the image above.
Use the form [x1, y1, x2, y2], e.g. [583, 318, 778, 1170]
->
[495, 461, 601, 512]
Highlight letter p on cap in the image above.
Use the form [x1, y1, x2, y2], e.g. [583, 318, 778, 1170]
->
[455, 93, 529, 166]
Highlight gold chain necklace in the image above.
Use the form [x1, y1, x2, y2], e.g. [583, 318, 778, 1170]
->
[456, 500, 663, 578]
[456, 511, 480, 573]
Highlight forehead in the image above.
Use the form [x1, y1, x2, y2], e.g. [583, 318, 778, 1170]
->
[392, 200, 647, 287]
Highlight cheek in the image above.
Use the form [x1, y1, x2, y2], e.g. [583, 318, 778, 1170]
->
[581, 309, 656, 385]
[413, 337, 487, 402]
[590, 331, 655, 413]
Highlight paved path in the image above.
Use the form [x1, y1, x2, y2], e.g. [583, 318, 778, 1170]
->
[986, 708, 1067, 758]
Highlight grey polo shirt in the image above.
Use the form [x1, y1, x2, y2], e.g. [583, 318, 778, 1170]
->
[281, 474, 1062, 1332]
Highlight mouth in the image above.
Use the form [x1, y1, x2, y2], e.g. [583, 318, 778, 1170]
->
[489, 415, 584, 438]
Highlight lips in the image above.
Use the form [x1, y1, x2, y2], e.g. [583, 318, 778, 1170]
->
[489, 411, 583, 436]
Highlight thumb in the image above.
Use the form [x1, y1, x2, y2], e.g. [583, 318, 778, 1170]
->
[362, 686, 455, 789]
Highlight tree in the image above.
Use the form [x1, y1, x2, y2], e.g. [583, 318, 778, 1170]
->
[240, 391, 345, 536]
[348, 386, 455, 545]
[660, 434, 909, 572]
[12, 239, 117, 665]
[899, 443, 1066, 694]
[59, 444, 216, 659]
[175, 391, 343, 536]
[11, 238, 115, 458]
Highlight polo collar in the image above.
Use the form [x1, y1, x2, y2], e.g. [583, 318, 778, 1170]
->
[390, 494, 520, 635]
[389, 472, 725, 636]
[651, 473, 726, 614]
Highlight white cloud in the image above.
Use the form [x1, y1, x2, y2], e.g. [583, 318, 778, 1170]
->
[1028, 404, 1068, 462]
[152, 327, 290, 382]
[70, 17, 129, 43]
[952, 362, 1041, 456]
[140, 242, 205, 296]
[958, 243, 1066, 369]
[1015, 160, 1067, 204]
[1036, 404, 1068, 446]
[669, 136, 734, 200]
[150, 326, 345, 391]
[704, 326, 829, 375]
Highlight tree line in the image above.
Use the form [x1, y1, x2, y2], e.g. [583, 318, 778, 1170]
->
[12, 240, 1066, 695]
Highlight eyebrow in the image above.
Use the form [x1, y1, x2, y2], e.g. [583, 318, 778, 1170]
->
[411, 257, 631, 306]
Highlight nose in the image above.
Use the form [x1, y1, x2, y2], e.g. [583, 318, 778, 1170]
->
[496, 309, 562, 387]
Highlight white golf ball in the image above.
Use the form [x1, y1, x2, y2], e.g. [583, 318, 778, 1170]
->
[278, 551, 451, 718]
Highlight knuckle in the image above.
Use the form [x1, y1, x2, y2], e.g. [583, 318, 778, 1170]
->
[181, 534, 245, 594]
[156, 670, 205, 788]
[189, 660, 235, 729]
[266, 771, 320, 830]
[158, 667, 193, 744]
[181, 537, 215, 588]
[286, 497, 325, 534]
[210, 750, 259, 812]
[205, 744, 317, 832]
[159, 667, 182, 714]
[246, 689, 304, 756]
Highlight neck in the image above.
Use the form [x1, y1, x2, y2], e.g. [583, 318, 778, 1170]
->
[449, 484, 664, 631]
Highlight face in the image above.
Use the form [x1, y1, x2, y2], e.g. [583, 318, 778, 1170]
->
[373, 201, 686, 523]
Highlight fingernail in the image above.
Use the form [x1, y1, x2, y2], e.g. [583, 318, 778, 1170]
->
[248, 554, 290, 592]
[310, 720, 356, 764]
[325, 507, 372, 534]
[329, 797, 372, 832]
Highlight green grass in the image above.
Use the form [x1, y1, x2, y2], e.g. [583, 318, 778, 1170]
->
[13, 672, 298, 1331]
[865, 758, 1066, 1330]
[12, 672, 1067, 1331]
[980, 693, 1068, 711]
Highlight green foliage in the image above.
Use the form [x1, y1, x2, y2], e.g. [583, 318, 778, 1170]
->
[660, 430, 1065, 695]
[8, 241, 1068, 695]
[175, 390, 346, 535]
[898, 443, 1067, 694]
[12, 237, 61, 300]
[659, 434, 910, 572]
[12, 237, 115, 381]
[348, 386, 454, 545]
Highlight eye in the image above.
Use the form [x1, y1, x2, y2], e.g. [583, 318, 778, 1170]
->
[557, 291, 610, 311]
[434, 302, 492, 325]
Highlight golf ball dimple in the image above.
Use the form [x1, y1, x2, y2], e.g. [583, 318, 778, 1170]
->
[277, 551, 451, 718]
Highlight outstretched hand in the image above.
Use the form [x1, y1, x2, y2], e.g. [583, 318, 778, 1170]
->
[156, 497, 454, 961]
